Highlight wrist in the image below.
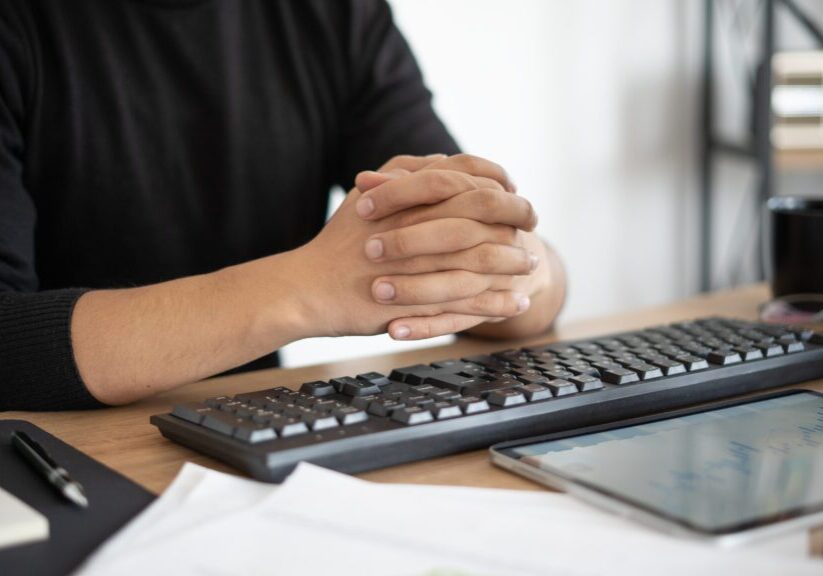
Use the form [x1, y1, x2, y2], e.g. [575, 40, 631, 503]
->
[214, 249, 320, 356]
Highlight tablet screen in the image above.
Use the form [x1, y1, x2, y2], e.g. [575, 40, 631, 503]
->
[510, 391, 823, 533]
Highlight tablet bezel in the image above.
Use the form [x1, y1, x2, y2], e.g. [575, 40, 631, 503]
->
[490, 389, 823, 545]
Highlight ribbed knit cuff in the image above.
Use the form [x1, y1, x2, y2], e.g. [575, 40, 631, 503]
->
[0, 288, 105, 411]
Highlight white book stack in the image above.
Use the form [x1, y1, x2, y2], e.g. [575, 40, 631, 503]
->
[772, 51, 823, 150]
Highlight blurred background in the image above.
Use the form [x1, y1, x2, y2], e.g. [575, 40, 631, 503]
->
[282, 0, 823, 368]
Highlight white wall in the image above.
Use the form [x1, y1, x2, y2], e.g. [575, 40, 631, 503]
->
[282, 0, 703, 368]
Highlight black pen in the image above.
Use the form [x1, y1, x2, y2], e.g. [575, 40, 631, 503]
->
[11, 430, 88, 508]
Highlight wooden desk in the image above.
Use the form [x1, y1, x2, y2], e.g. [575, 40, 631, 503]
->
[3, 283, 823, 552]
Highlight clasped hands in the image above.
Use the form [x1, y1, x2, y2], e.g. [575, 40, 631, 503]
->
[298, 153, 551, 341]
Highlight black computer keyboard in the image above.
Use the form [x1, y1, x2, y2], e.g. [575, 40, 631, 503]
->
[151, 317, 823, 481]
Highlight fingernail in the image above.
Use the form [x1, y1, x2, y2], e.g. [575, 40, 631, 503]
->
[529, 252, 539, 271]
[424, 153, 447, 160]
[365, 238, 384, 259]
[393, 325, 411, 339]
[516, 293, 531, 313]
[374, 281, 395, 301]
[356, 196, 375, 217]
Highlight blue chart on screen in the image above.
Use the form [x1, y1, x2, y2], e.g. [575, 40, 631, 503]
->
[514, 392, 823, 531]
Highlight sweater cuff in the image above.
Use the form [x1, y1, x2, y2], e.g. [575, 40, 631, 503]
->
[0, 288, 105, 411]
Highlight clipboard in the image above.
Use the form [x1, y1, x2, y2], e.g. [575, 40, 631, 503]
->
[0, 420, 155, 576]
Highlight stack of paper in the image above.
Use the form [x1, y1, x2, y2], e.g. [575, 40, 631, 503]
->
[0, 485, 48, 549]
[78, 463, 820, 576]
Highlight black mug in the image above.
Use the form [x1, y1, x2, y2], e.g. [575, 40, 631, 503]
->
[766, 196, 823, 310]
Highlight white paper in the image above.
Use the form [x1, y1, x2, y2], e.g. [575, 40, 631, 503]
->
[77, 462, 821, 576]
[0, 485, 49, 549]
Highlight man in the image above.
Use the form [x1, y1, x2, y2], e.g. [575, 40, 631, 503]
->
[0, 0, 565, 410]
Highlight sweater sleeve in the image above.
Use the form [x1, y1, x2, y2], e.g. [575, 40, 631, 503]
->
[0, 7, 101, 411]
[334, 0, 461, 188]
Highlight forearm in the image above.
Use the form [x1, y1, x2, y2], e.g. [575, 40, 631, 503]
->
[72, 250, 310, 405]
[464, 236, 566, 340]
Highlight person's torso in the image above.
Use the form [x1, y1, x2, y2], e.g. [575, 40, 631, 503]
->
[16, 0, 351, 288]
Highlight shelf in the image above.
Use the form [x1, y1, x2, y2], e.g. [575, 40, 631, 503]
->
[774, 147, 823, 169]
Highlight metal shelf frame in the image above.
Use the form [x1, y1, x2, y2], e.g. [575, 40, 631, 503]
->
[699, 0, 823, 291]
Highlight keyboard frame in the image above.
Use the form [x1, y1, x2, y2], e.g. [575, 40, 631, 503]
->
[151, 325, 823, 482]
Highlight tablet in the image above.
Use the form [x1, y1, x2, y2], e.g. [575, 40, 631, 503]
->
[490, 390, 823, 544]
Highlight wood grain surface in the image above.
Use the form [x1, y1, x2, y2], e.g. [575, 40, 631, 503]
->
[3, 283, 822, 553]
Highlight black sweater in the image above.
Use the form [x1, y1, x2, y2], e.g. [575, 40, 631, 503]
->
[0, 0, 458, 410]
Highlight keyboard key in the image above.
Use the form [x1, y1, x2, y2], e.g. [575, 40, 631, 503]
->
[172, 402, 213, 424]
[755, 343, 784, 357]
[391, 407, 434, 425]
[233, 405, 256, 418]
[300, 381, 336, 397]
[303, 414, 340, 431]
[367, 400, 404, 417]
[487, 390, 526, 407]
[542, 369, 575, 380]
[647, 358, 687, 375]
[333, 407, 369, 426]
[600, 368, 640, 385]
[219, 400, 244, 413]
[545, 379, 579, 395]
[778, 334, 798, 345]
[517, 383, 553, 401]
[568, 366, 600, 378]
[202, 412, 242, 436]
[787, 326, 814, 341]
[204, 396, 233, 408]
[312, 400, 344, 413]
[452, 396, 488, 414]
[515, 373, 551, 386]
[357, 372, 391, 387]
[430, 359, 461, 369]
[425, 373, 482, 391]
[461, 380, 519, 397]
[251, 409, 277, 424]
[784, 341, 805, 354]
[625, 363, 664, 380]
[568, 375, 604, 391]
[672, 354, 709, 371]
[233, 422, 277, 443]
[269, 415, 309, 437]
[430, 402, 463, 419]
[351, 394, 380, 409]
[389, 364, 436, 385]
[706, 350, 742, 366]
[733, 346, 763, 361]
[342, 380, 382, 397]
[426, 388, 461, 401]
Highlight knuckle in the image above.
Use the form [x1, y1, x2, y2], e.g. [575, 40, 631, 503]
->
[499, 275, 515, 290]
[382, 154, 412, 170]
[497, 225, 518, 245]
[419, 320, 434, 339]
[453, 270, 481, 296]
[471, 291, 505, 316]
[443, 223, 469, 248]
[454, 153, 482, 174]
[423, 170, 455, 194]
[390, 230, 410, 257]
[475, 243, 499, 271]
[473, 188, 499, 218]
[397, 278, 421, 303]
